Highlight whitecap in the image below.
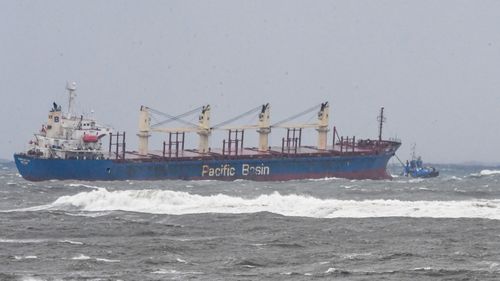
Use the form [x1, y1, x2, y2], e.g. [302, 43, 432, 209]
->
[71, 254, 91, 260]
[59, 240, 84, 245]
[408, 178, 424, 183]
[14, 255, 38, 260]
[308, 177, 341, 182]
[34, 189, 500, 220]
[325, 267, 337, 273]
[65, 183, 101, 189]
[488, 262, 499, 270]
[0, 238, 46, 244]
[152, 269, 178, 274]
[152, 269, 202, 275]
[480, 169, 500, 176]
[0, 204, 53, 213]
[413, 267, 433, 271]
[63, 211, 113, 217]
[96, 258, 120, 263]
[176, 258, 187, 263]
[342, 252, 373, 259]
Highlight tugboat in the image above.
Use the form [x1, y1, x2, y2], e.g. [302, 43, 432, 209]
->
[403, 145, 439, 178]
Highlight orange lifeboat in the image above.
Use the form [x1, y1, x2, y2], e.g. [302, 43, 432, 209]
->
[83, 134, 98, 143]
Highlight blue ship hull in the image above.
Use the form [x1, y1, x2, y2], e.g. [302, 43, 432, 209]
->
[14, 152, 395, 181]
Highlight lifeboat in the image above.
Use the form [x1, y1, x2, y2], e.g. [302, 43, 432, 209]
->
[83, 134, 98, 143]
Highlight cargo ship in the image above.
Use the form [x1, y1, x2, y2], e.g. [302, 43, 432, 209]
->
[14, 83, 401, 181]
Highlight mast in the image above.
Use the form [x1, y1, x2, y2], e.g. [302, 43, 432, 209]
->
[316, 102, 329, 150]
[411, 143, 416, 160]
[66, 82, 77, 118]
[377, 106, 385, 141]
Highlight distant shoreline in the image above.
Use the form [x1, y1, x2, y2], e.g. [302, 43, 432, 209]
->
[389, 162, 500, 168]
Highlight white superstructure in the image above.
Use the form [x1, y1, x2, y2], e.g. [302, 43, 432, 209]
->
[26, 83, 112, 159]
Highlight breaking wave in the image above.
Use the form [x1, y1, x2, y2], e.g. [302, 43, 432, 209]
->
[469, 169, 500, 177]
[42, 188, 500, 220]
[479, 169, 500, 176]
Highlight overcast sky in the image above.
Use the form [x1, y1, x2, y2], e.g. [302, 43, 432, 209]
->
[2, 0, 499, 164]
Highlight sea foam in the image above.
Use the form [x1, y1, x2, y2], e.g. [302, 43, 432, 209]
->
[48, 188, 500, 220]
[480, 169, 500, 176]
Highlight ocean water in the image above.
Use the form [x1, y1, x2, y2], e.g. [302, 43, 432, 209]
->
[1, 162, 500, 280]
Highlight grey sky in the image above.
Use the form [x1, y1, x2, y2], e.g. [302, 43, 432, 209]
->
[1, 0, 499, 163]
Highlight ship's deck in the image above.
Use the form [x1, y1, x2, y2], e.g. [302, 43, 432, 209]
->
[107, 141, 398, 161]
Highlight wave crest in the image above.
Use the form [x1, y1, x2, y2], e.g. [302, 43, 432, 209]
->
[46, 188, 500, 220]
